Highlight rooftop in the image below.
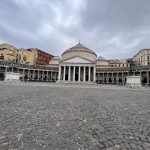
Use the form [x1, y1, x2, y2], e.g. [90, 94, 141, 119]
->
[62, 42, 97, 56]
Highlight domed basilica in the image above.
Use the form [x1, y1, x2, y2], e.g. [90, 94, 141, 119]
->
[58, 42, 97, 82]
[50, 42, 128, 83]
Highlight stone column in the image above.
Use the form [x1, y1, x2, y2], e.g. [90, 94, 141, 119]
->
[83, 66, 86, 81]
[33, 70, 35, 80]
[93, 67, 96, 82]
[107, 72, 109, 83]
[68, 66, 71, 81]
[42, 71, 44, 81]
[47, 71, 48, 81]
[23, 69, 25, 81]
[101, 73, 103, 83]
[122, 72, 124, 84]
[4, 67, 7, 81]
[147, 71, 149, 85]
[116, 72, 119, 84]
[112, 72, 114, 83]
[63, 66, 66, 81]
[28, 70, 30, 81]
[88, 67, 91, 82]
[37, 70, 40, 81]
[58, 66, 61, 80]
[78, 66, 81, 81]
[73, 66, 75, 81]
[51, 71, 53, 81]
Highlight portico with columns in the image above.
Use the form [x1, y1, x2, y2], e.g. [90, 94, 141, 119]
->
[58, 65, 96, 82]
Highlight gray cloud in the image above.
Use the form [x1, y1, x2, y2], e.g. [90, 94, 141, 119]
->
[0, 0, 150, 59]
[81, 0, 150, 59]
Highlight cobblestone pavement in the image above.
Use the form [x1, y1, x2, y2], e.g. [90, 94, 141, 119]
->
[0, 83, 150, 150]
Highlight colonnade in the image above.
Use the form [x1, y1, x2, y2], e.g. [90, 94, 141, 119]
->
[96, 71, 150, 85]
[58, 66, 96, 82]
[96, 72, 128, 84]
[19, 69, 58, 82]
[0, 65, 150, 85]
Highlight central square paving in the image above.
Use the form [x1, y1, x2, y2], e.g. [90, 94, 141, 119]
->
[0, 83, 150, 150]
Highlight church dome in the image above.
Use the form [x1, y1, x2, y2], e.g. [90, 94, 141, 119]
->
[61, 42, 97, 62]
[97, 56, 106, 61]
[62, 42, 97, 56]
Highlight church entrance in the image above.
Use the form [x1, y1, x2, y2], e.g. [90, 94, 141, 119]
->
[75, 73, 78, 81]
[59, 65, 95, 82]
[75, 67, 78, 81]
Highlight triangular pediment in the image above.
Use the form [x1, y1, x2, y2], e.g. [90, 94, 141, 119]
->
[63, 56, 93, 64]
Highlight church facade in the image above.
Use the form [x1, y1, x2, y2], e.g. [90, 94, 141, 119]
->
[57, 43, 96, 82]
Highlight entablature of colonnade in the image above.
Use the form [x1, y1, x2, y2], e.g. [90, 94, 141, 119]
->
[59, 63, 96, 67]
[139, 66, 150, 71]
[17, 67, 59, 72]
[18, 64, 58, 69]
[17, 64, 58, 71]
[18, 68, 58, 72]
[96, 67, 129, 72]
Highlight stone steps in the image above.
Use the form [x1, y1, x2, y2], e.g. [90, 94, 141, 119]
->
[56, 80, 96, 85]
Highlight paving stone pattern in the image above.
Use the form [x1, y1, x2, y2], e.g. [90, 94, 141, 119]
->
[0, 83, 150, 150]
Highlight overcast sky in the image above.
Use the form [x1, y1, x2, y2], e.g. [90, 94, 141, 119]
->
[0, 0, 150, 59]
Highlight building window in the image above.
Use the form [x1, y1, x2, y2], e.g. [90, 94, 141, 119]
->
[148, 56, 149, 60]
[0, 54, 4, 60]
